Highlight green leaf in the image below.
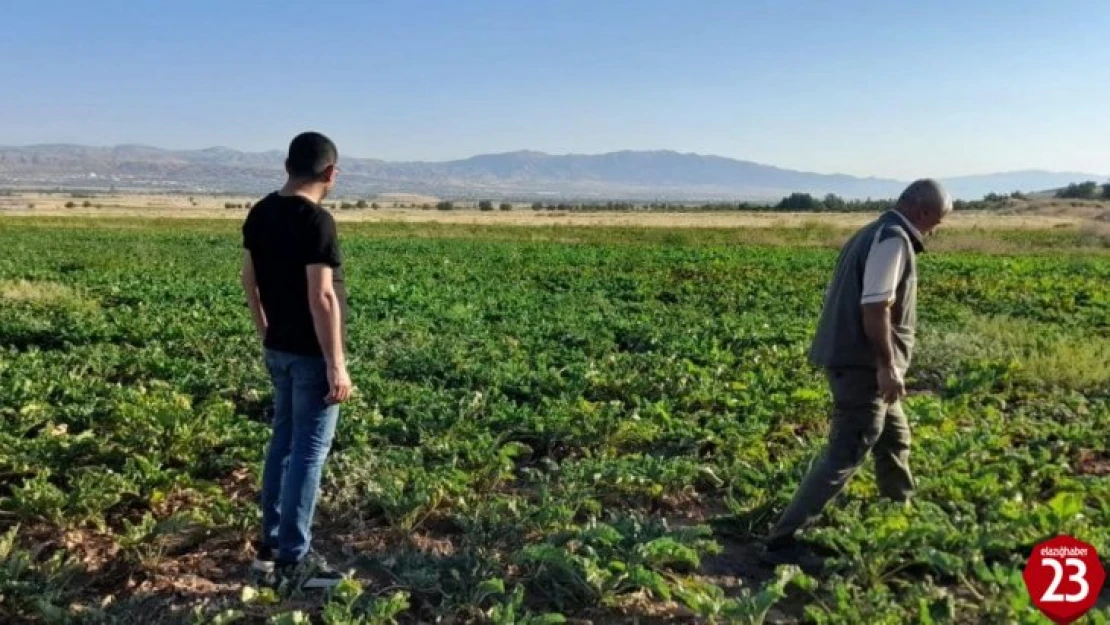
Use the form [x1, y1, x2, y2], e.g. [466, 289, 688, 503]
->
[790, 388, 823, 402]
[477, 577, 507, 599]
[330, 577, 363, 603]
[1047, 491, 1084, 519]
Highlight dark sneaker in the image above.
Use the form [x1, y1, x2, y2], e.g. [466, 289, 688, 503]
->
[249, 540, 277, 586]
[757, 535, 826, 572]
[276, 551, 346, 591]
[761, 533, 797, 552]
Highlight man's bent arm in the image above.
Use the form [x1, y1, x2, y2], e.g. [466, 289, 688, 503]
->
[241, 250, 267, 342]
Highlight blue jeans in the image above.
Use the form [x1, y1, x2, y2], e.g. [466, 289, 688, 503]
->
[260, 349, 340, 564]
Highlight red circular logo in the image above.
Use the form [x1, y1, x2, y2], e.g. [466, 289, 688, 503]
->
[1023, 535, 1106, 624]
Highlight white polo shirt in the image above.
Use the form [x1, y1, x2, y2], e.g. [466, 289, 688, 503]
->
[861, 211, 920, 305]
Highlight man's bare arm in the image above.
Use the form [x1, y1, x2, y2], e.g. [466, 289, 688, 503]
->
[862, 302, 895, 369]
[241, 250, 267, 342]
[306, 264, 351, 403]
[862, 301, 904, 402]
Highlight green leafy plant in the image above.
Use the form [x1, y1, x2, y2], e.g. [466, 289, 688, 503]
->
[0, 218, 1107, 623]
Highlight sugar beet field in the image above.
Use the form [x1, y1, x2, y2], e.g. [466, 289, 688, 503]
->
[0, 217, 1108, 624]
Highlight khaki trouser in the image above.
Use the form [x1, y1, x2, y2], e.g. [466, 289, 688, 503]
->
[769, 367, 915, 542]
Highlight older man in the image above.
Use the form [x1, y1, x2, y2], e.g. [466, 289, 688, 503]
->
[763, 179, 953, 558]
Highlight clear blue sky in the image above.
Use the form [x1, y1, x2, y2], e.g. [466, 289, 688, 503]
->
[4, 0, 1108, 179]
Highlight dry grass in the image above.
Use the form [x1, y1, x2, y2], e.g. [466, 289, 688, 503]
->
[3, 191, 1106, 230]
[919, 314, 1110, 391]
[3, 192, 1108, 255]
[2, 213, 1107, 254]
[0, 204, 1087, 230]
[0, 279, 90, 307]
[996, 198, 1110, 222]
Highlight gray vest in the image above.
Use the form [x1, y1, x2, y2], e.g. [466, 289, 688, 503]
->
[808, 211, 924, 372]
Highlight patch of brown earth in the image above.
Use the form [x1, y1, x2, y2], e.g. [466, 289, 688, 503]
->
[1076, 449, 1110, 476]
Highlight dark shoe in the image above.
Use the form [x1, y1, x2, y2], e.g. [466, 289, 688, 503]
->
[249, 540, 277, 586]
[761, 533, 798, 552]
[757, 535, 825, 572]
[276, 551, 346, 591]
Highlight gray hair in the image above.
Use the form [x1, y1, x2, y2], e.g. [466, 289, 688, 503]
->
[896, 179, 953, 215]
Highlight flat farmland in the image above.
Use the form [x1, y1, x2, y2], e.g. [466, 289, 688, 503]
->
[4, 191, 1109, 233]
[0, 216, 1108, 624]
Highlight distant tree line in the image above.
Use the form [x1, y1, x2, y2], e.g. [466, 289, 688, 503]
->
[349, 185, 1109, 212]
[337, 200, 380, 210]
[63, 200, 102, 209]
[473, 200, 514, 211]
[1055, 181, 1110, 200]
[503, 186, 1109, 213]
[508, 195, 895, 213]
[18, 183, 1110, 216]
[772, 193, 895, 212]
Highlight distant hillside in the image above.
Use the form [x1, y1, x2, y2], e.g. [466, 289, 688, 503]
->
[0, 144, 1104, 201]
[943, 172, 1109, 202]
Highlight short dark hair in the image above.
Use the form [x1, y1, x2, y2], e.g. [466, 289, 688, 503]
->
[285, 132, 338, 179]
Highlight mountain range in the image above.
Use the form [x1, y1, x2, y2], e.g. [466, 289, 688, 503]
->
[0, 144, 1104, 201]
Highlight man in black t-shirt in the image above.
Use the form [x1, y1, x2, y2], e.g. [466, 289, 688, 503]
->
[240, 131, 352, 590]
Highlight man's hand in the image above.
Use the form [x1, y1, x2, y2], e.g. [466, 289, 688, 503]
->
[326, 364, 353, 404]
[877, 366, 905, 404]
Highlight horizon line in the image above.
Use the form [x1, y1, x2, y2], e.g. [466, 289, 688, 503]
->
[1, 141, 1107, 182]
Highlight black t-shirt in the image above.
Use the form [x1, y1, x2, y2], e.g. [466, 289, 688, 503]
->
[242, 192, 348, 356]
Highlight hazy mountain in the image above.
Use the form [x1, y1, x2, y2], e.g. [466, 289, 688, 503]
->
[0, 144, 1104, 201]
